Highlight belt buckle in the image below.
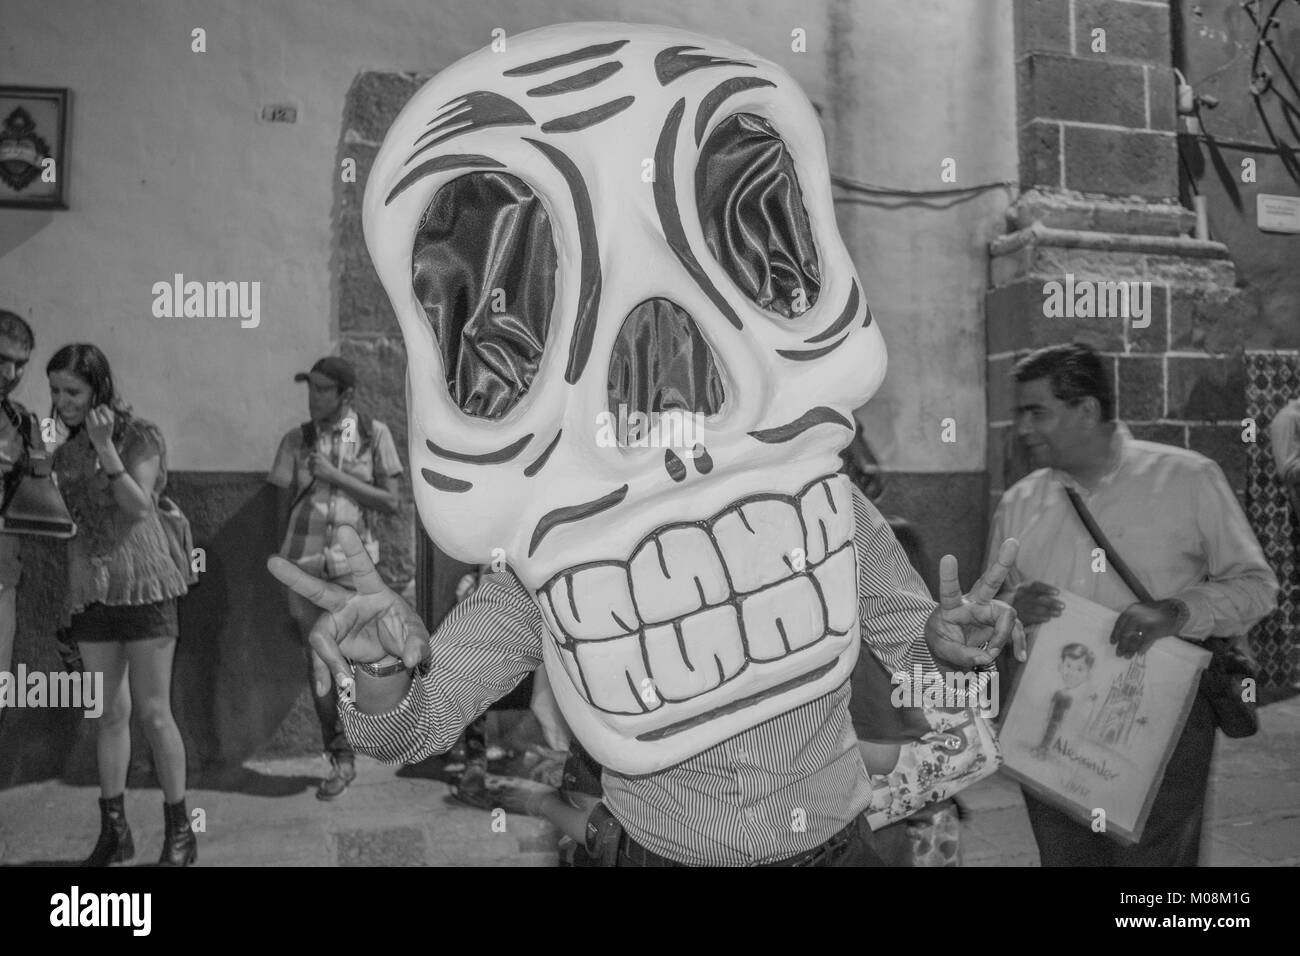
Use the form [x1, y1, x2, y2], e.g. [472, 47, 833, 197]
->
[797, 820, 853, 867]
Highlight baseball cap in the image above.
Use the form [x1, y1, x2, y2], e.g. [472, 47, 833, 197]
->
[294, 356, 356, 391]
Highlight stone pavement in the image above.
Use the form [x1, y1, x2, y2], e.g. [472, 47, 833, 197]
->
[1, 694, 1296, 867]
[0, 754, 559, 867]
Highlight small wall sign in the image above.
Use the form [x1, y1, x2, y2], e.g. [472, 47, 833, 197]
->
[1257, 193, 1300, 234]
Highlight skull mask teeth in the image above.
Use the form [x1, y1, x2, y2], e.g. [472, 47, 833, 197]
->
[364, 22, 888, 775]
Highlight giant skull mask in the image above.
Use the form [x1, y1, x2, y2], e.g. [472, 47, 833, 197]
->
[364, 22, 887, 774]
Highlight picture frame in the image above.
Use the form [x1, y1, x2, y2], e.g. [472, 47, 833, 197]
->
[999, 590, 1210, 845]
[0, 86, 70, 209]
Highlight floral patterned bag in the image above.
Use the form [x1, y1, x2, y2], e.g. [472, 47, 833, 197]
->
[852, 645, 1001, 830]
[866, 705, 1001, 830]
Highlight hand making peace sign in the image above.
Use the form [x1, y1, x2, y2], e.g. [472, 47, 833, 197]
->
[267, 526, 429, 695]
[923, 538, 1026, 669]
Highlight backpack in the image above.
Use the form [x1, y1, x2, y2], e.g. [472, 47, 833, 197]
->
[118, 415, 198, 588]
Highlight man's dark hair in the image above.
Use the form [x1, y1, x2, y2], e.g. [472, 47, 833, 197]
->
[0, 310, 34, 351]
[1012, 343, 1114, 422]
[1061, 643, 1096, 668]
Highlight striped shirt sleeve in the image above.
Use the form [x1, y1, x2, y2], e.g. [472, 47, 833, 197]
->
[338, 569, 544, 765]
[851, 485, 940, 678]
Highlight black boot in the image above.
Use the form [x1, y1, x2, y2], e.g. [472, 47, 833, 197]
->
[83, 794, 135, 866]
[159, 798, 197, 867]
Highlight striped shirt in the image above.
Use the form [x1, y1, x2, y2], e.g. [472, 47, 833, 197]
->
[340, 485, 939, 865]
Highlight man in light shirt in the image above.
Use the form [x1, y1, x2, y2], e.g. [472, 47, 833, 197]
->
[989, 343, 1277, 866]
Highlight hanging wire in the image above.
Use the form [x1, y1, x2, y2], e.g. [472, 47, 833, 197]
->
[829, 172, 1018, 208]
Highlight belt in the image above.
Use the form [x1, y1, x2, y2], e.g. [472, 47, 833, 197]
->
[618, 814, 863, 868]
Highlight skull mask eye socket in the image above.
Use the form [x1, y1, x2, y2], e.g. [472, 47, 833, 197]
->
[695, 113, 820, 318]
[412, 172, 556, 420]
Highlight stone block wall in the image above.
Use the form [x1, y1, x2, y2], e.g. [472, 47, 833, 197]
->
[987, 230, 1253, 503]
[988, 0, 1296, 687]
[992, 2, 1254, 505]
[332, 71, 439, 594]
[1015, 0, 1178, 199]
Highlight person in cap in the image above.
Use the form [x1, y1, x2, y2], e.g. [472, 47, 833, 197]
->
[267, 356, 404, 799]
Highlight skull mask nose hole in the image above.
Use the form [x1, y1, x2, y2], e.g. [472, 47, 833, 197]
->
[411, 171, 556, 420]
[607, 298, 724, 418]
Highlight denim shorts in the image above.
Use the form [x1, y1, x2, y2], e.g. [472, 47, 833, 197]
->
[69, 599, 178, 643]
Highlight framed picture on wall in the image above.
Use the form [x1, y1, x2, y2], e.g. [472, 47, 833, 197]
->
[0, 86, 70, 209]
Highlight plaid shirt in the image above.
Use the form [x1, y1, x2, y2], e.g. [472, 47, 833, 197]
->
[340, 486, 939, 865]
[268, 409, 403, 579]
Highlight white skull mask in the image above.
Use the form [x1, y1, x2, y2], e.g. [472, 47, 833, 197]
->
[364, 22, 887, 774]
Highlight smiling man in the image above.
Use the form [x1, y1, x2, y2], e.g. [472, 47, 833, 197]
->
[989, 343, 1278, 866]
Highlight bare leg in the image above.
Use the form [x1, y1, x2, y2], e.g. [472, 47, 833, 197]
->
[78, 641, 131, 797]
[125, 637, 187, 803]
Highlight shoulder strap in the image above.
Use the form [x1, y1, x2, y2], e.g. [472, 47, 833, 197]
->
[2, 400, 25, 446]
[1, 401, 41, 456]
[22, 410, 39, 449]
[288, 422, 319, 511]
[1062, 486, 1154, 604]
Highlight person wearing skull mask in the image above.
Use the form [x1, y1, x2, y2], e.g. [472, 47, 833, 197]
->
[269, 23, 1026, 866]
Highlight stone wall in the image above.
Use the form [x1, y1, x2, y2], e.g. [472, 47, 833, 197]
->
[985, 193, 1248, 502]
[1015, 0, 1178, 198]
[989, 0, 1296, 687]
[991, 0, 1250, 503]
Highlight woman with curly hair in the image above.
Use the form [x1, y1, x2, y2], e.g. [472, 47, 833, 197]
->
[48, 343, 196, 866]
